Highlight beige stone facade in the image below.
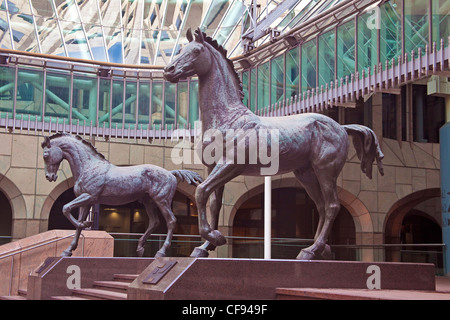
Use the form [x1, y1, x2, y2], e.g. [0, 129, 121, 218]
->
[0, 101, 442, 262]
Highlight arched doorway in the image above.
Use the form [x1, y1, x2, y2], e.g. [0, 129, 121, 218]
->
[385, 189, 443, 273]
[232, 187, 356, 260]
[48, 188, 78, 230]
[47, 187, 198, 257]
[0, 189, 12, 245]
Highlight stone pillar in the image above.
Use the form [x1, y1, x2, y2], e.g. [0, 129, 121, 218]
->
[440, 95, 450, 276]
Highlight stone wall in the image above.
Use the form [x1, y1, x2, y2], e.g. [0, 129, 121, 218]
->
[0, 125, 442, 261]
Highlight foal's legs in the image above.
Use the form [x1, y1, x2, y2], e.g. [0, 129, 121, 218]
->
[136, 199, 160, 257]
[152, 197, 177, 258]
[62, 205, 91, 257]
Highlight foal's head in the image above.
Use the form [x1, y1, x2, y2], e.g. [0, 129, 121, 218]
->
[41, 136, 63, 182]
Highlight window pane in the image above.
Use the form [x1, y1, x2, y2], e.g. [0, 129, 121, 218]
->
[0, 66, 15, 113]
[10, 11, 39, 52]
[285, 47, 299, 100]
[98, 78, 111, 127]
[111, 78, 124, 128]
[405, 0, 429, 57]
[45, 70, 70, 123]
[337, 20, 355, 80]
[380, 1, 402, 66]
[318, 30, 335, 87]
[138, 81, 150, 128]
[358, 12, 377, 78]
[432, 0, 450, 49]
[301, 39, 316, 92]
[250, 68, 257, 112]
[72, 73, 97, 125]
[177, 81, 188, 127]
[164, 82, 176, 127]
[257, 62, 270, 110]
[17, 67, 43, 119]
[242, 71, 249, 108]
[151, 81, 163, 128]
[0, 10, 13, 49]
[271, 54, 284, 105]
[189, 79, 199, 125]
[124, 80, 137, 129]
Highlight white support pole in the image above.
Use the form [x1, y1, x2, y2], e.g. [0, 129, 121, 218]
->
[264, 176, 271, 260]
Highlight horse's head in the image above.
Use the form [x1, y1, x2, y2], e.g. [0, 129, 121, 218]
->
[41, 136, 63, 182]
[164, 28, 212, 83]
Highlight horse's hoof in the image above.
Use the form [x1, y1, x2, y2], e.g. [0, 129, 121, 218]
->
[81, 221, 93, 228]
[296, 249, 315, 260]
[155, 250, 166, 258]
[190, 247, 209, 258]
[207, 230, 227, 247]
[320, 244, 332, 260]
[61, 250, 73, 257]
[136, 247, 144, 257]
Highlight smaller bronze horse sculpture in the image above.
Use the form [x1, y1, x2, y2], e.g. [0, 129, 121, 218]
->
[42, 133, 203, 257]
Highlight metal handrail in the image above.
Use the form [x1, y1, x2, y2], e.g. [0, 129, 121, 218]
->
[108, 232, 445, 248]
[0, 232, 85, 296]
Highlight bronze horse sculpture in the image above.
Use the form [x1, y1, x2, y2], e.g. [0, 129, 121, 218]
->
[42, 133, 203, 257]
[164, 28, 384, 260]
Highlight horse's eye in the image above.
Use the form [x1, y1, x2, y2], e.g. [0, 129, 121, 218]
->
[193, 48, 200, 54]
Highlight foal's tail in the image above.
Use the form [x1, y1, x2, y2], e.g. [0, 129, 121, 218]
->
[171, 170, 204, 186]
[342, 124, 385, 179]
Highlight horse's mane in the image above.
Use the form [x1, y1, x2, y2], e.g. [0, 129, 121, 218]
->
[49, 132, 107, 161]
[199, 31, 245, 102]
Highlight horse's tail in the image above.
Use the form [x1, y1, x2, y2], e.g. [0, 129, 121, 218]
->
[171, 170, 204, 186]
[342, 124, 385, 179]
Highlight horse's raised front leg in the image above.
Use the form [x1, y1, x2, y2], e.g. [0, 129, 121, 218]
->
[192, 162, 243, 253]
[62, 205, 91, 257]
[191, 186, 224, 258]
[62, 193, 95, 229]
[136, 199, 160, 257]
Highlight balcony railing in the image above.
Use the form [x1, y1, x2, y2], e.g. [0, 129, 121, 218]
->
[0, 37, 448, 141]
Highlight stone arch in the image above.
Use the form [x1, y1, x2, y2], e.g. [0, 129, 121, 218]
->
[384, 188, 440, 244]
[0, 174, 27, 221]
[39, 177, 74, 221]
[227, 176, 373, 234]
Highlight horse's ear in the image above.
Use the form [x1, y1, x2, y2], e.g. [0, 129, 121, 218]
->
[186, 28, 193, 42]
[41, 136, 51, 149]
[194, 28, 204, 43]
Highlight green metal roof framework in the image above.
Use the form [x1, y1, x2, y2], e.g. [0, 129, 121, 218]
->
[0, 0, 389, 66]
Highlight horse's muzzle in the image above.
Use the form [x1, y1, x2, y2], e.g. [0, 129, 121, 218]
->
[46, 173, 57, 182]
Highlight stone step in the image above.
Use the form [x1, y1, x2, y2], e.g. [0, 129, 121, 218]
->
[93, 280, 130, 293]
[0, 295, 27, 300]
[113, 274, 139, 283]
[51, 296, 89, 300]
[0, 288, 28, 300]
[276, 288, 450, 300]
[72, 288, 127, 300]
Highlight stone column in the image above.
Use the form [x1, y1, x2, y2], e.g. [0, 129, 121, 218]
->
[440, 95, 450, 276]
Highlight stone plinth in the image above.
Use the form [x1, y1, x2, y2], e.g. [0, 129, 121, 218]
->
[128, 258, 436, 300]
[27, 257, 153, 300]
[0, 230, 113, 296]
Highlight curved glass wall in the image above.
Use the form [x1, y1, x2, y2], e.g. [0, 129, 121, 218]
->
[0, 0, 448, 130]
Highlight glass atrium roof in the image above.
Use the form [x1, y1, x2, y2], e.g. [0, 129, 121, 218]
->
[0, 0, 382, 66]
